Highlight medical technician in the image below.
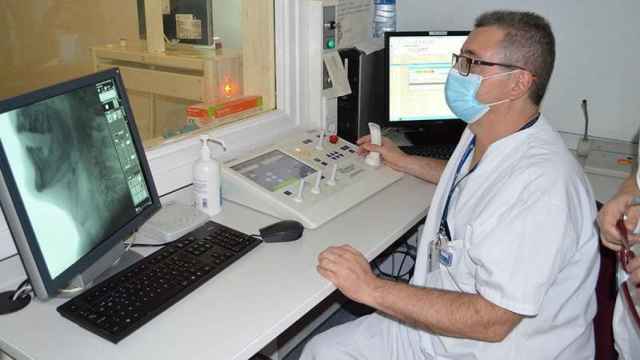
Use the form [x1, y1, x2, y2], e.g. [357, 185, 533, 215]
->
[301, 10, 599, 360]
[598, 174, 640, 359]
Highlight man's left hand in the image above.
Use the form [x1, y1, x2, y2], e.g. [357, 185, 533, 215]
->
[317, 245, 382, 305]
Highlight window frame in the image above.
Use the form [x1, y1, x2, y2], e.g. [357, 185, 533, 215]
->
[1, 0, 314, 258]
[144, 0, 311, 196]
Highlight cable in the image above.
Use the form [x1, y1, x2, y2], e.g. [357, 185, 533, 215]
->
[131, 232, 261, 248]
[396, 251, 409, 280]
[131, 238, 180, 248]
[394, 251, 416, 280]
[391, 249, 395, 273]
[0, 253, 18, 263]
[124, 232, 136, 253]
[163, 33, 180, 47]
[373, 261, 395, 279]
[11, 279, 31, 301]
[372, 239, 417, 282]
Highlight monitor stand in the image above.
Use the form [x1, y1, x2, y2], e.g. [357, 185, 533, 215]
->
[0, 246, 140, 312]
[403, 120, 466, 146]
[57, 243, 143, 299]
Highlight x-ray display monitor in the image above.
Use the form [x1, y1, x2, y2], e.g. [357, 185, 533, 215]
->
[231, 150, 317, 192]
[0, 68, 160, 299]
[386, 31, 469, 124]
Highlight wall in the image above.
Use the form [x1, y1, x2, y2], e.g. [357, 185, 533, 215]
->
[0, 0, 269, 260]
[397, 0, 640, 142]
[0, 0, 140, 100]
[0, 0, 141, 260]
[0, 1, 245, 101]
[214, 1, 243, 49]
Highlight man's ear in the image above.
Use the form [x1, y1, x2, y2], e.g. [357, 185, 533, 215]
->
[511, 70, 535, 99]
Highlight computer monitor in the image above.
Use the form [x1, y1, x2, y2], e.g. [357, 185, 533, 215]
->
[384, 31, 469, 146]
[0, 68, 161, 300]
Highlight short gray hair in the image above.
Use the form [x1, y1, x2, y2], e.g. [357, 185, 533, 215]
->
[475, 10, 555, 105]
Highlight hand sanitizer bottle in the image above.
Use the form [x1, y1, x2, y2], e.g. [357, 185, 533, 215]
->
[193, 135, 225, 216]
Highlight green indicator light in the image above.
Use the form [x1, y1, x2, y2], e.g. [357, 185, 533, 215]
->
[326, 38, 336, 49]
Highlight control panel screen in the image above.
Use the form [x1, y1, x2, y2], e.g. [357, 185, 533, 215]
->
[231, 150, 316, 192]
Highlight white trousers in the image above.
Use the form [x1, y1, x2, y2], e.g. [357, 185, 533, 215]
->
[299, 312, 432, 360]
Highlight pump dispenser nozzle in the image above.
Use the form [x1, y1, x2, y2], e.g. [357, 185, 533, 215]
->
[200, 135, 226, 153]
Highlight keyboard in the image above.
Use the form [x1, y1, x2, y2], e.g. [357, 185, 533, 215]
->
[399, 144, 456, 160]
[57, 221, 261, 343]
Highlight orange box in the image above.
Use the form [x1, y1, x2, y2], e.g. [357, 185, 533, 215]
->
[187, 96, 263, 127]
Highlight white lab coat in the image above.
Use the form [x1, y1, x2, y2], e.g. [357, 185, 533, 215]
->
[301, 116, 600, 360]
[410, 116, 599, 359]
[614, 268, 640, 359]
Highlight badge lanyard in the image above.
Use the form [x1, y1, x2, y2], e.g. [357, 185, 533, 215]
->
[438, 138, 477, 243]
[437, 113, 541, 244]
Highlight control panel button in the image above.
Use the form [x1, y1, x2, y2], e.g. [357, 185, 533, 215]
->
[326, 38, 336, 49]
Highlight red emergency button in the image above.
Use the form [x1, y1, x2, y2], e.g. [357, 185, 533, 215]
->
[329, 134, 339, 144]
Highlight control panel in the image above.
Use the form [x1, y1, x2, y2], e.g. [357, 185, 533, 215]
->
[222, 129, 403, 229]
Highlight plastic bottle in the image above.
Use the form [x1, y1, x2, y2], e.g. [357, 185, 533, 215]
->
[193, 135, 225, 216]
[373, 0, 396, 38]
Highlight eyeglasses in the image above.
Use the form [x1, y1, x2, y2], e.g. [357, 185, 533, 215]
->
[451, 53, 531, 77]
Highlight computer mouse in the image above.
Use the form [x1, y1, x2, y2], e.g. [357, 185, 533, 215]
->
[259, 220, 304, 243]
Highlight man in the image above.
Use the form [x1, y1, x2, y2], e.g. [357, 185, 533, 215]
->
[598, 174, 640, 359]
[301, 10, 599, 359]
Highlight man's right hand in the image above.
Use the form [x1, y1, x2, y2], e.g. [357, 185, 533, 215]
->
[356, 134, 448, 184]
[357, 135, 409, 172]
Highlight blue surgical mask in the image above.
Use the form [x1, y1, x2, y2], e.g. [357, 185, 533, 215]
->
[445, 68, 515, 124]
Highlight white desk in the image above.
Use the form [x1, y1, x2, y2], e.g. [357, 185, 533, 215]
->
[0, 175, 434, 360]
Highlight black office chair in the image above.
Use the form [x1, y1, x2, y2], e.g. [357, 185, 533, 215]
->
[593, 201, 619, 360]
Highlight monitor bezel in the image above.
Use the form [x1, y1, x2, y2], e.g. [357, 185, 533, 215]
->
[0, 68, 161, 299]
[383, 30, 470, 130]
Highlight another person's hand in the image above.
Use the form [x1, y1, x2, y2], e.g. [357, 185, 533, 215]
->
[357, 135, 409, 172]
[317, 245, 382, 305]
[627, 256, 640, 287]
[598, 192, 640, 252]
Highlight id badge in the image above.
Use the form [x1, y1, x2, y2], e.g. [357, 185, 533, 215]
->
[429, 232, 449, 272]
[439, 246, 453, 267]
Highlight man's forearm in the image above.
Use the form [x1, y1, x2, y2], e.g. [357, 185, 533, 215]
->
[399, 156, 447, 184]
[366, 279, 522, 342]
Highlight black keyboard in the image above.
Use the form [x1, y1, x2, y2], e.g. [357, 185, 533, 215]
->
[57, 221, 261, 343]
[400, 144, 456, 160]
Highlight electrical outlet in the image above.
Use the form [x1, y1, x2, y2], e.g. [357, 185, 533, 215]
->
[584, 150, 635, 179]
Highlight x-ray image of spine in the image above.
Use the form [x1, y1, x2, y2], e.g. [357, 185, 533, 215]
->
[2, 88, 133, 277]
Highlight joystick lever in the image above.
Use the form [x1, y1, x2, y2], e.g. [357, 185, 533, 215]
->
[327, 163, 338, 186]
[365, 122, 382, 167]
[312, 171, 322, 194]
[294, 178, 305, 202]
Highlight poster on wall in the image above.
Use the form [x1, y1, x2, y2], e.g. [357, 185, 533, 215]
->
[337, 0, 372, 48]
